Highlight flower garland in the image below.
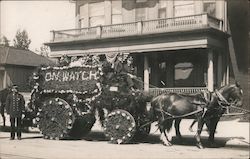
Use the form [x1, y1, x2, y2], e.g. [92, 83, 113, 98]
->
[30, 55, 103, 103]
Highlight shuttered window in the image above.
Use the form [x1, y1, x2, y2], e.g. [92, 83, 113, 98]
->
[158, 0, 167, 18]
[203, 0, 216, 17]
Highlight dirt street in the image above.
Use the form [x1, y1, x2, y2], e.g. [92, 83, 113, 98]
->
[0, 118, 249, 159]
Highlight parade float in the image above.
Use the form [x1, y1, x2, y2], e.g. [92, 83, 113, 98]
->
[25, 54, 151, 143]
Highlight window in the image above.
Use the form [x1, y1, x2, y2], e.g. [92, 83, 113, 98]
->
[135, 0, 147, 21]
[79, 5, 88, 28]
[111, 0, 122, 24]
[174, 62, 195, 87]
[203, 0, 216, 17]
[175, 62, 194, 81]
[136, 7, 146, 21]
[174, 0, 194, 17]
[158, 0, 167, 18]
[89, 1, 105, 27]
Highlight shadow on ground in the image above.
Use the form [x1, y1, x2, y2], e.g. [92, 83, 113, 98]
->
[0, 126, 39, 133]
[1, 127, 249, 150]
[79, 130, 250, 149]
[82, 131, 249, 149]
[82, 131, 109, 142]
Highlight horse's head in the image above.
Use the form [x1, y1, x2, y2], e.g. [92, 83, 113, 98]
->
[219, 81, 243, 107]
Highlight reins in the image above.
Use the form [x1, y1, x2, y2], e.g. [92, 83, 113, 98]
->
[156, 107, 205, 120]
[229, 105, 250, 114]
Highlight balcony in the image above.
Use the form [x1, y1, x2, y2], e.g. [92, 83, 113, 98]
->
[50, 13, 224, 43]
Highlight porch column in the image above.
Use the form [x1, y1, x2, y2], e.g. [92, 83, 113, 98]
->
[217, 52, 223, 87]
[207, 50, 214, 92]
[222, 51, 226, 86]
[144, 54, 149, 92]
[3, 70, 7, 88]
[225, 53, 230, 85]
[216, 0, 225, 31]
[216, 0, 225, 19]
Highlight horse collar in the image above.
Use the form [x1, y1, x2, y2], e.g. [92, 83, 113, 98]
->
[215, 90, 230, 107]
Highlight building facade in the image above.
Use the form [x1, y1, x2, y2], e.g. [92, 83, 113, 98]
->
[0, 46, 54, 91]
[46, 0, 230, 95]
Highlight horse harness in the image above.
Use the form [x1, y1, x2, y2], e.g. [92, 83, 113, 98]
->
[155, 90, 231, 121]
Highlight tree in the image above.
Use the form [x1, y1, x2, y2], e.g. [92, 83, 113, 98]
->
[13, 29, 31, 50]
[0, 35, 10, 46]
[37, 45, 50, 57]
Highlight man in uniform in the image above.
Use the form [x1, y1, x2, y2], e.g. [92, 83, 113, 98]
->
[6, 85, 25, 140]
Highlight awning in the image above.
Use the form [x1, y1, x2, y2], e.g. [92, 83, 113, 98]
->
[49, 39, 208, 58]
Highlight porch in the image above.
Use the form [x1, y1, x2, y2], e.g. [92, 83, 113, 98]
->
[46, 13, 229, 93]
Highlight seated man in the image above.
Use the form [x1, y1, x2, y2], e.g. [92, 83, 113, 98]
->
[122, 56, 138, 90]
[113, 54, 124, 74]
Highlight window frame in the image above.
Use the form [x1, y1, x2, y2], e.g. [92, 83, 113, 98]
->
[111, 0, 123, 24]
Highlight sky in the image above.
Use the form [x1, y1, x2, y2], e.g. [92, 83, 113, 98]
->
[0, 1, 75, 53]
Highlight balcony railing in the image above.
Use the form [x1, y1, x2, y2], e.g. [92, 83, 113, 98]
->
[149, 87, 208, 97]
[51, 13, 223, 42]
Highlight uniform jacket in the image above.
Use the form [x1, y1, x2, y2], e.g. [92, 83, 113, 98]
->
[6, 92, 25, 118]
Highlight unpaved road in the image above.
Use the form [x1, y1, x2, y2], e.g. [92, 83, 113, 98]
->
[0, 119, 249, 159]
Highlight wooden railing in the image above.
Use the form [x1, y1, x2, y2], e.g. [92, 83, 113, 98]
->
[102, 22, 138, 38]
[149, 87, 208, 97]
[51, 13, 223, 42]
[142, 14, 204, 34]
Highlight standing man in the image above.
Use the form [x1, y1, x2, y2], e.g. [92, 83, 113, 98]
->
[6, 85, 25, 140]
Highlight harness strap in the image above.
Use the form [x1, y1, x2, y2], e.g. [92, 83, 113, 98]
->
[215, 89, 230, 106]
[155, 108, 204, 120]
[230, 105, 250, 114]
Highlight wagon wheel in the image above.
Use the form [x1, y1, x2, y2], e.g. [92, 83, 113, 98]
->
[104, 109, 136, 144]
[36, 98, 75, 140]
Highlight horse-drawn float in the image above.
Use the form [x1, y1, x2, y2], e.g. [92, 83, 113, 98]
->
[24, 54, 151, 143]
[21, 53, 247, 148]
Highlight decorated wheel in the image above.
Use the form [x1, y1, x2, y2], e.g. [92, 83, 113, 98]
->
[36, 97, 75, 140]
[104, 109, 136, 144]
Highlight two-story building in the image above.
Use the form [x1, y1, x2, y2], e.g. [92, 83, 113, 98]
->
[46, 0, 230, 96]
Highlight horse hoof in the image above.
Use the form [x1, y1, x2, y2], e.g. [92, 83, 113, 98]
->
[196, 144, 204, 149]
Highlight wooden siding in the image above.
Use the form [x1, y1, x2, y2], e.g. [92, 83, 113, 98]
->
[5, 66, 35, 91]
